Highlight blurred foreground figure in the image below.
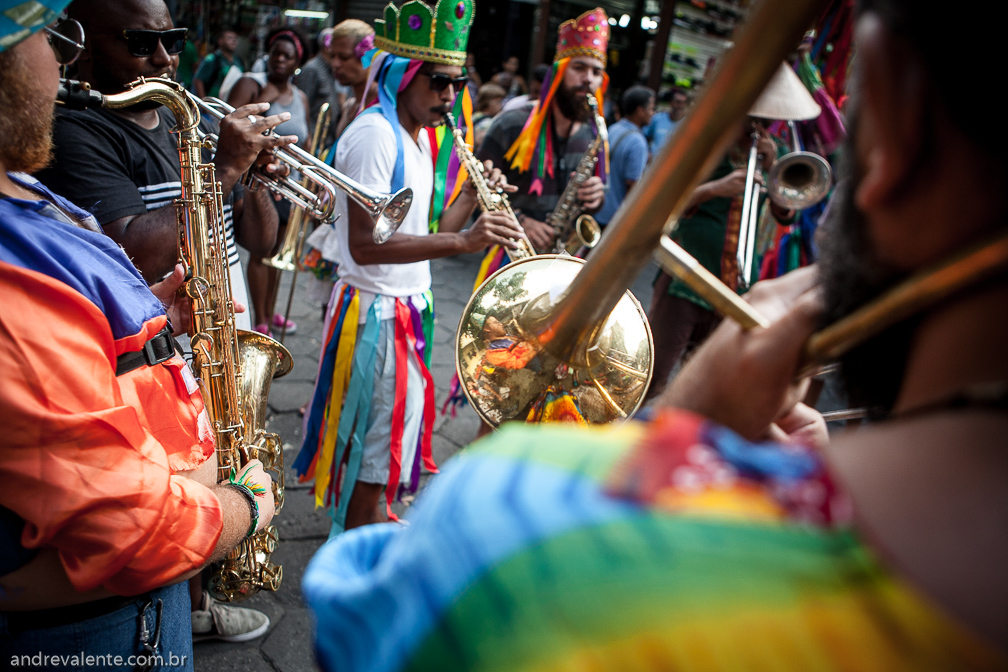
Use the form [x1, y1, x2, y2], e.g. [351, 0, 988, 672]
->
[302, 0, 1008, 668]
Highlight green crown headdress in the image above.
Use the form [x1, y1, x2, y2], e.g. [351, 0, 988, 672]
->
[374, 0, 474, 66]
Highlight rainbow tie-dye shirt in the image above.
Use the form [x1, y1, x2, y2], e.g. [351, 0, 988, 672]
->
[303, 410, 1005, 671]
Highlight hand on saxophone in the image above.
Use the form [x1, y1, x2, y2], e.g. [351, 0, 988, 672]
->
[517, 215, 555, 252]
[461, 211, 527, 253]
[213, 102, 299, 194]
[232, 459, 277, 534]
[575, 174, 605, 212]
[150, 263, 248, 337]
[480, 159, 518, 195]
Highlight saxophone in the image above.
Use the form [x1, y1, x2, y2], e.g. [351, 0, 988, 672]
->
[546, 94, 606, 255]
[57, 77, 293, 601]
[444, 113, 535, 260]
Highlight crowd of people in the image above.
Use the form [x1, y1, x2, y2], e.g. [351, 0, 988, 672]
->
[0, 0, 1004, 669]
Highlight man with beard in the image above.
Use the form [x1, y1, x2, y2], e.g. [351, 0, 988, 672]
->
[35, 0, 296, 642]
[301, 0, 1007, 667]
[0, 4, 275, 667]
[293, 0, 524, 535]
[37, 0, 294, 331]
[476, 7, 608, 255]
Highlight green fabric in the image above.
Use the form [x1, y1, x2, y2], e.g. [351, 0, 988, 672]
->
[407, 513, 874, 672]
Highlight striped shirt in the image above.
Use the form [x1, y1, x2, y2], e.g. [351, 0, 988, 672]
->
[38, 105, 249, 327]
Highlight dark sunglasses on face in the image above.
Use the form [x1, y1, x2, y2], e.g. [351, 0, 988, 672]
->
[420, 71, 468, 94]
[121, 28, 187, 57]
[44, 18, 85, 66]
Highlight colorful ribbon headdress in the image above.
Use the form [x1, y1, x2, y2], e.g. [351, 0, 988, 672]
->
[504, 7, 610, 193]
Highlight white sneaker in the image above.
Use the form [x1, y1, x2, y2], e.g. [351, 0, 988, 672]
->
[191, 591, 270, 643]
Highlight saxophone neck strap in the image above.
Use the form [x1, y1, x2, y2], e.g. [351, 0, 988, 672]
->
[115, 325, 179, 376]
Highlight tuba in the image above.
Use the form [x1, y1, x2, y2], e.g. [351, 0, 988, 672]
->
[546, 94, 605, 254]
[58, 77, 293, 601]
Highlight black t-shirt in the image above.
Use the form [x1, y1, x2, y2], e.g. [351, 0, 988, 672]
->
[476, 103, 598, 222]
[37, 106, 240, 271]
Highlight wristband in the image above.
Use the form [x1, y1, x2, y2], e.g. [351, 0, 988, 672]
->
[226, 482, 259, 539]
[227, 465, 266, 538]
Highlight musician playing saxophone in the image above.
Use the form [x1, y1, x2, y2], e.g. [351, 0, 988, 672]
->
[37, 0, 297, 332]
[0, 7, 273, 667]
[476, 7, 609, 257]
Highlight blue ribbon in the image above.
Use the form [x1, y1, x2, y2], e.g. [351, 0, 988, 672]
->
[330, 300, 383, 535]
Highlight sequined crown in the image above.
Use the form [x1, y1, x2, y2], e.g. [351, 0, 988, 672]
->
[374, 0, 475, 66]
[555, 7, 609, 66]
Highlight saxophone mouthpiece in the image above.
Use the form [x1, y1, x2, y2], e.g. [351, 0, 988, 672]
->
[57, 78, 104, 110]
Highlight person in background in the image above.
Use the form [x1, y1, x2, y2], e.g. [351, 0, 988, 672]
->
[491, 54, 526, 102]
[594, 85, 654, 229]
[228, 27, 311, 337]
[501, 62, 550, 113]
[472, 82, 506, 147]
[644, 86, 688, 156]
[192, 26, 244, 99]
[294, 27, 350, 149]
[328, 19, 378, 143]
[299, 19, 378, 319]
[174, 20, 199, 89]
[0, 4, 275, 666]
[477, 8, 609, 254]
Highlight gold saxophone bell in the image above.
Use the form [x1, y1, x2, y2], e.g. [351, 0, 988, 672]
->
[574, 214, 602, 250]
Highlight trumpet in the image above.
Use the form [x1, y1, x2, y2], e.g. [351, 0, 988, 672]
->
[190, 95, 413, 244]
[737, 121, 832, 289]
[265, 102, 332, 272]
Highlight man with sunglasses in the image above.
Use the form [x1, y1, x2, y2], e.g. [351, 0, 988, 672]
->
[0, 2, 276, 669]
[36, 0, 296, 644]
[38, 0, 294, 335]
[295, 0, 526, 535]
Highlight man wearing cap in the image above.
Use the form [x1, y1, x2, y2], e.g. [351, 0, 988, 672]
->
[477, 7, 609, 258]
[294, 0, 524, 535]
[645, 66, 816, 400]
[0, 3, 275, 667]
[294, 27, 351, 148]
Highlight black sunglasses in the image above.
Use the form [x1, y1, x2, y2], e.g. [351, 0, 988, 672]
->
[420, 71, 468, 94]
[121, 28, 187, 57]
[45, 18, 85, 66]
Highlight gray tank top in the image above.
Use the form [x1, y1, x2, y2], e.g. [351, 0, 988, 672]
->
[244, 73, 310, 146]
[267, 85, 310, 147]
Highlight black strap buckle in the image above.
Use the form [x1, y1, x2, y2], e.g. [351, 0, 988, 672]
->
[115, 326, 178, 376]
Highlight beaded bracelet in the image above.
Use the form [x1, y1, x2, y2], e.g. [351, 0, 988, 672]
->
[227, 465, 266, 539]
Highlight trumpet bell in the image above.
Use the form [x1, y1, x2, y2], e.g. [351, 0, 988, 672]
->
[372, 187, 413, 244]
[456, 255, 652, 428]
[767, 150, 832, 209]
